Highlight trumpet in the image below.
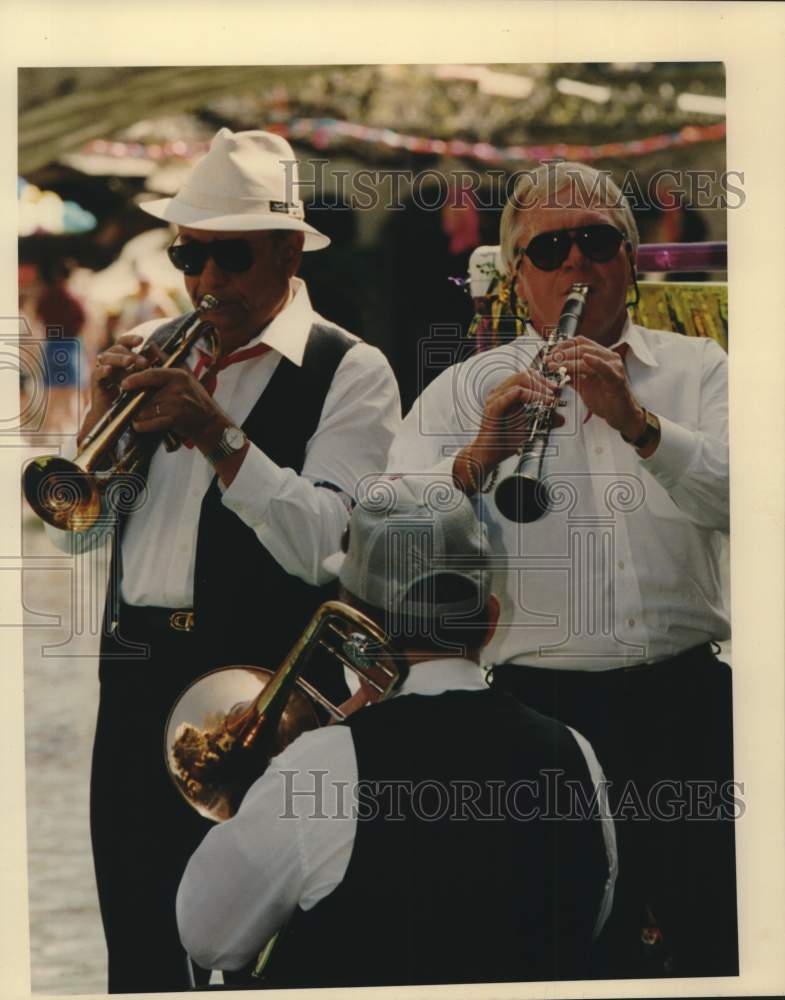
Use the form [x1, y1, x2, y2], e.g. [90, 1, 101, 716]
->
[23, 295, 220, 531]
[164, 600, 399, 824]
[494, 283, 589, 522]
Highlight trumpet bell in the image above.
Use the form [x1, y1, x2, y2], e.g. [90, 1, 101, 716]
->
[165, 666, 321, 822]
[22, 455, 102, 531]
[22, 296, 220, 532]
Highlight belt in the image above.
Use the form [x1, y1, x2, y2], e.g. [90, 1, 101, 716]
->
[619, 642, 717, 676]
[492, 643, 719, 687]
[115, 603, 196, 634]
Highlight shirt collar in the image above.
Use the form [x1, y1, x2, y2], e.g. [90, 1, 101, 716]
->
[394, 657, 488, 698]
[523, 314, 658, 368]
[610, 316, 659, 367]
[241, 276, 314, 367]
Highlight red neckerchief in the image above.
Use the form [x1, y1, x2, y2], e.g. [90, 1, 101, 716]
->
[183, 341, 272, 448]
[191, 342, 272, 395]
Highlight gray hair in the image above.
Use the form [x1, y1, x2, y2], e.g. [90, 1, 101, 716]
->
[499, 161, 640, 273]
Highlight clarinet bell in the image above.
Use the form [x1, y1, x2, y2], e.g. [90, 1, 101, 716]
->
[493, 472, 551, 523]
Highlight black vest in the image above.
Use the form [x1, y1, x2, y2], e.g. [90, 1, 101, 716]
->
[261, 688, 610, 988]
[108, 320, 355, 676]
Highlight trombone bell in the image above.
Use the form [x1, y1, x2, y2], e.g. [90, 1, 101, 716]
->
[164, 601, 399, 823]
[166, 666, 321, 822]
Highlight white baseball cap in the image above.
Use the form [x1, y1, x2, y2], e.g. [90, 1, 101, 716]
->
[323, 475, 490, 619]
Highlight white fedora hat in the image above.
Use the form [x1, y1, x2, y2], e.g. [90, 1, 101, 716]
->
[140, 127, 330, 251]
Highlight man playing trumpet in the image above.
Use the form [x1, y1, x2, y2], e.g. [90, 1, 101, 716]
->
[387, 161, 734, 977]
[43, 127, 400, 993]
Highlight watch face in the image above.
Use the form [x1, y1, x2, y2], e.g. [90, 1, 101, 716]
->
[224, 426, 245, 451]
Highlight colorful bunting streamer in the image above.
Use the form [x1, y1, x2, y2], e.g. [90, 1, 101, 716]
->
[81, 119, 726, 167]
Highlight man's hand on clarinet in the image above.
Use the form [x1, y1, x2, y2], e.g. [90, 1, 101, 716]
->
[545, 336, 647, 442]
[453, 368, 562, 496]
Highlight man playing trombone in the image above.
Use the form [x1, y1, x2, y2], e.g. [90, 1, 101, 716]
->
[176, 474, 617, 987]
[41, 128, 400, 993]
[386, 161, 734, 978]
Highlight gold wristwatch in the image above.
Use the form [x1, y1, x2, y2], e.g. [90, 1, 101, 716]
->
[622, 409, 660, 451]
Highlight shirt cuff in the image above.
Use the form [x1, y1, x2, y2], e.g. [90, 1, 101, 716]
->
[220, 442, 285, 520]
[639, 413, 700, 489]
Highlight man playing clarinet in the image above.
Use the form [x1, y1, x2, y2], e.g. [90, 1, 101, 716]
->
[388, 159, 734, 978]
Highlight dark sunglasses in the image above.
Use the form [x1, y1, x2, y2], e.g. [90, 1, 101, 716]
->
[519, 223, 627, 271]
[167, 238, 255, 276]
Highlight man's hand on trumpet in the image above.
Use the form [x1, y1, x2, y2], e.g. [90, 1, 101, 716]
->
[453, 367, 563, 496]
[122, 365, 220, 441]
[78, 333, 150, 445]
[121, 366, 249, 485]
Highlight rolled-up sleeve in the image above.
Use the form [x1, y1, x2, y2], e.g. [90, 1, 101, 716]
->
[220, 342, 401, 584]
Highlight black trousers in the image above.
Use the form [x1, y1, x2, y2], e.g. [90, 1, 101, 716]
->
[91, 614, 214, 993]
[492, 645, 738, 979]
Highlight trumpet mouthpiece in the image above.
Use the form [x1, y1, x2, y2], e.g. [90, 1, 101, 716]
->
[199, 294, 219, 312]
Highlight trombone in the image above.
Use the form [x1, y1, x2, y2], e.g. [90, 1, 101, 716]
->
[23, 295, 220, 531]
[165, 600, 398, 823]
[164, 600, 399, 981]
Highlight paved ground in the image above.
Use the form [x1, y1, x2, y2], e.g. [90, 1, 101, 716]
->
[23, 512, 107, 995]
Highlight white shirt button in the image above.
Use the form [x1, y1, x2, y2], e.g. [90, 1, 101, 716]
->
[595, 446, 604, 455]
[618, 560, 625, 570]
[628, 617, 636, 627]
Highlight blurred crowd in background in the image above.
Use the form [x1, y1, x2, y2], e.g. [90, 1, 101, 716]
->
[19, 231, 187, 438]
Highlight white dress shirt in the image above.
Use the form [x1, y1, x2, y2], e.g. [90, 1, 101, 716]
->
[176, 657, 617, 972]
[387, 320, 730, 669]
[46, 279, 401, 606]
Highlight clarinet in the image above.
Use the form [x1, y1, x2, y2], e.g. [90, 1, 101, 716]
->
[494, 283, 589, 523]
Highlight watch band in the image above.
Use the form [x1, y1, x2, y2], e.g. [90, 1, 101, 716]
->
[622, 409, 660, 450]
